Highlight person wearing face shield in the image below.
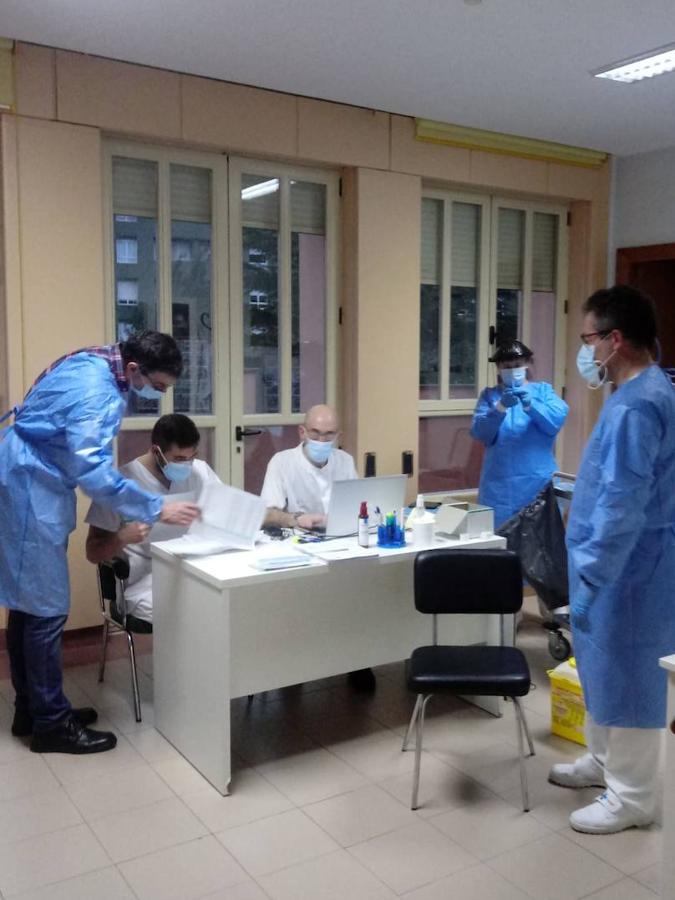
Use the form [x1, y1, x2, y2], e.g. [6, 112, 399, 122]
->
[0, 332, 201, 755]
[470, 340, 569, 528]
[85, 414, 220, 627]
[548, 285, 675, 835]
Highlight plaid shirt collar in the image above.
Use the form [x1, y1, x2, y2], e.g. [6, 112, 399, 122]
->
[30, 343, 129, 396]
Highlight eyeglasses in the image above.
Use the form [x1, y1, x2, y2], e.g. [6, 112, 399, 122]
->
[579, 330, 610, 346]
[305, 428, 338, 442]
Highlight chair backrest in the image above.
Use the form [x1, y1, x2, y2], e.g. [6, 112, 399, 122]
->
[414, 549, 522, 616]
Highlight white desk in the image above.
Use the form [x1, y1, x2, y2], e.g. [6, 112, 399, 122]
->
[660, 654, 675, 900]
[151, 533, 506, 795]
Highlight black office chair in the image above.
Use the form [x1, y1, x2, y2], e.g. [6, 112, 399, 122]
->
[97, 557, 152, 723]
[402, 548, 534, 811]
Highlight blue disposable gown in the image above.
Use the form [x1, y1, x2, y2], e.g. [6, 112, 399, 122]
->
[0, 352, 163, 618]
[567, 365, 675, 728]
[471, 382, 568, 528]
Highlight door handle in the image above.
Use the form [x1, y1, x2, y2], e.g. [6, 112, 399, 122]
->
[489, 325, 497, 346]
[235, 425, 263, 442]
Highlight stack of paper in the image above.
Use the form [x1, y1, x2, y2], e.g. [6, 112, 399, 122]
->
[251, 544, 313, 571]
[297, 540, 379, 562]
[156, 483, 266, 557]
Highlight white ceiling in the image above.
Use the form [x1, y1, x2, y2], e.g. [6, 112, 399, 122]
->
[3, 0, 675, 156]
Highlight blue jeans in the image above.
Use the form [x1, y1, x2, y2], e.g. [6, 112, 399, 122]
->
[7, 610, 71, 732]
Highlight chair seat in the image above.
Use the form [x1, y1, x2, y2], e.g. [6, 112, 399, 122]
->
[407, 645, 530, 697]
[110, 600, 153, 635]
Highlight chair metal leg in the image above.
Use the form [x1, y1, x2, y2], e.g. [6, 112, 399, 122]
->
[402, 695, 423, 751]
[411, 694, 432, 810]
[512, 698, 530, 812]
[517, 698, 535, 757]
[98, 620, 110, 683]
[126, 631, 142, 723]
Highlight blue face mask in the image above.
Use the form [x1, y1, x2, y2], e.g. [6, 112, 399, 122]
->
[577, 342, 614, 389]
[157, 448, 193, 483]
[500, 366, 527, 388]
[305, 438, 334, 465]
[130, 375, 163, 401]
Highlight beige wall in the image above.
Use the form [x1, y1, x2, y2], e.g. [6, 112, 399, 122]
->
[1, 42, 611, 631]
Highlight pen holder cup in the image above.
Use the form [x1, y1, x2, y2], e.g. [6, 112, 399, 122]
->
[377, 523, 406, 548]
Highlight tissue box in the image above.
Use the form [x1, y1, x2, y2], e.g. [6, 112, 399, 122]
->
[434, 501, 494, 537]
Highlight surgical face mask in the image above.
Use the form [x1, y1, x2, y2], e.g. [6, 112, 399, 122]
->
[576, 341, 615, 390]
[500, 366, 527, 388]
[157, 448, 193, 483]
[305, 438, 334, 465]
[130, 373, 163, 401]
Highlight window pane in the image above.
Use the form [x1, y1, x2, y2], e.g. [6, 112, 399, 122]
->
[243, 424, 299, 495]
[420, 285, 441, 399]
[291, 181, 326, 413]
[242, 175, 280, 414]
[112, 157, 159, 418]
[496, 208, 524, 345]
[418, 415, 484, 493]
[170, 165, 213, 415]
[420, 198, 442, 400]
[530, 213, 559, 384]
[449, 203, 480, 399]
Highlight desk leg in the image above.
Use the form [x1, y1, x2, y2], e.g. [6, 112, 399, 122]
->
[663, 669, 675, 900]
[153, 557, 232, 795]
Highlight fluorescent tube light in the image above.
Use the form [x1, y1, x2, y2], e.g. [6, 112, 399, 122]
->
[241, 179, 279, 201]
[592, 42, 675, 83]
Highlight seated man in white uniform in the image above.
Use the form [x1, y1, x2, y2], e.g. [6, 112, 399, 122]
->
[85, 414, 221, 626]
[261, 404, 375, 691]
[261, 404, 358, 529]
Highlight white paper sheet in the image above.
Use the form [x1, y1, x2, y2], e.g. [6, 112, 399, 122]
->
[157, 483, 266, 557]
[297, 539, 379, 562]
[147, 491, 198, 544]
[250, 543, 314, 571]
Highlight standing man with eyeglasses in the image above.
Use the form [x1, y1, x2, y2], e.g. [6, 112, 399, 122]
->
[0, 331, 200, 754]
[261, 404, 375, 690]
[548, 285, 675, 834]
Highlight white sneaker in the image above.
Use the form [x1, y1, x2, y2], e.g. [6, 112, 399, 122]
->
[570, 791, 653, 834]
[549, 753, 605, 789]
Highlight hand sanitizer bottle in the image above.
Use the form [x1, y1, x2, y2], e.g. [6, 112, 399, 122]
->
[358, 501, 369, 547]
[411, 494, 435, 546]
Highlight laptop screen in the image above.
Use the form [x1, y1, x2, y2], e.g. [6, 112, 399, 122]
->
[324, 475, 408, 537]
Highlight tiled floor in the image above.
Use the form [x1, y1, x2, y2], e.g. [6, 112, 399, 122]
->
[0, 618, 664, 900]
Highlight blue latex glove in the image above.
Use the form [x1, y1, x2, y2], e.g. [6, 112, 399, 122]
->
[514, 387, 532, 408]
[500, 389, 519, 409]
[571, 606, 591, 633]
[571, 581, 593, 633]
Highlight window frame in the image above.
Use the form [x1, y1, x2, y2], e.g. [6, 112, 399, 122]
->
[419, 188, 568, 418]
[228, 156, 339, 430]
[102, 141, 230, 477]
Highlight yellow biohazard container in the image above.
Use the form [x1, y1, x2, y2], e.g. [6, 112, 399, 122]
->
[547, 657, 586, 746]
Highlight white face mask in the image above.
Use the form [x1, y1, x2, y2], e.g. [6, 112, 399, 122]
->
[576, 340, 615, 389]
[500, 366, 527, 388]
[305, 438, 334, 465]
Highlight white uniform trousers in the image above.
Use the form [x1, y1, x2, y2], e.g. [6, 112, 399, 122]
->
[586, 713, 662, 818]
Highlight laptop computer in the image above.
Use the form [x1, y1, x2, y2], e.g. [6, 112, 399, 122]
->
[324, 475, 408, 537]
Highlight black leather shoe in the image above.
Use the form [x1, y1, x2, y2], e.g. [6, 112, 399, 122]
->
[30, 716, 117, 754]
[347, 668, 377, 692]
[12, 706, 98, 737]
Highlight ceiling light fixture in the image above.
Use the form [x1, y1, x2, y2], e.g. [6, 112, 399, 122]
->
[592, 42, 675, 83]
[241, 179, 279, 201]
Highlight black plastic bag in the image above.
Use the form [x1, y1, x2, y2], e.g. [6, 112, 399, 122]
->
[496, 481, 568, 611]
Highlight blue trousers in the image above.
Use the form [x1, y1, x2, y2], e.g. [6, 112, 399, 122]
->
[7, 610, 71, 732]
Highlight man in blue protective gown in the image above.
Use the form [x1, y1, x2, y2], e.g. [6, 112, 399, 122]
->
[471, 340, 568, 528]
[548, 286, 675, 834]
[0, 332, 200, 754]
